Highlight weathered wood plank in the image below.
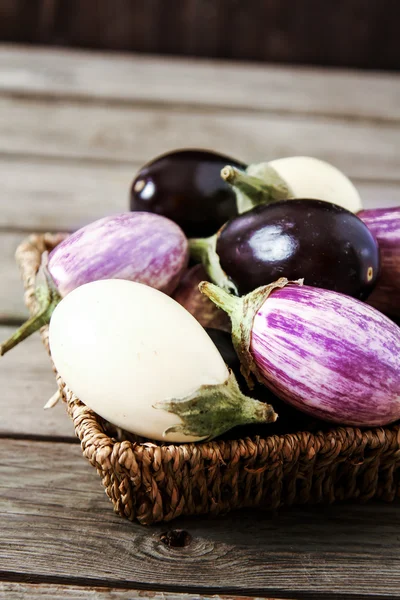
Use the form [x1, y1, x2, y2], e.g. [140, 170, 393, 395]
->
[0, 96, 399, 181]
[0, 232, 29, 321]
[0, 156, 399, 232]
[0, 325, 75, 438]
[356, 181, 400, 210]
[0, 156, 135, 231]
[1, 439, 399, 598]
[0, 45, 399, 121]
[0, 582, 274, 600]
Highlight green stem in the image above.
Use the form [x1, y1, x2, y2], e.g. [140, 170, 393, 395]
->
[0, 270, 61, 356]
[221, 165, 275, 204]
[189, 235, 238, 294]
[200, 277, 299, 388]
[198, 281, 240, 317]
[188, 235, 215, 265]
[221, 163, 292, 214]
[155, 368, 277, 441]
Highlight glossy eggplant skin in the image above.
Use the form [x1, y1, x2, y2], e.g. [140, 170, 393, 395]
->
[217, 199, 380, 299]
[130, 149, 246, 238]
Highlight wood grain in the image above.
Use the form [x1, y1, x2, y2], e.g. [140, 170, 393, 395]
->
[0, 155, 135, 231]
[0, 325, 75, 439]
[1, 439, 399, 598]
[0, 582, 274, 599]
[0, 95, 399, 181]
[0, 232, 30, 321]
[0, 45, 399, 121]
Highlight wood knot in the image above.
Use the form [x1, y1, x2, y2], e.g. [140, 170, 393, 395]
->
[160, 529, 192, 548]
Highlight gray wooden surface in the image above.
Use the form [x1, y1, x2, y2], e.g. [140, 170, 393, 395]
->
[0, 44, 399, 600]
[1, 440, 399, 599]
[0, 584, 274, 600]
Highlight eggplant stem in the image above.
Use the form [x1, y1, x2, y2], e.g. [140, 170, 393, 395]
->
[221, 165, 277, 207]
[188, 236, 213, 264]
[0, 273, 61, 356]
[189, 235, 238, 294]
[0, 296, 57, 356]
[198, 281, 240, 317]
[222, 164, 291, 213]
[155, 368, 277, 441]
[201, 278, 301, 389]
[220, 165, 237, 183]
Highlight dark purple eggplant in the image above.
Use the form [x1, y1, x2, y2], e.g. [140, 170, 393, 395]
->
[190, 199, 380, 299]
[130, 149, 246, 237]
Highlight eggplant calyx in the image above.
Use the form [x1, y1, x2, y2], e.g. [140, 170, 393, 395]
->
[189, 234, 238, 295]
[0, 268, 61, 356]
[200, 278, 303, 388]
[221, 163, 292, 214]
[154, 368, 277, 441]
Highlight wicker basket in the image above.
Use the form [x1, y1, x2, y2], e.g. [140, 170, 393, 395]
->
[16, 233, 400, 525]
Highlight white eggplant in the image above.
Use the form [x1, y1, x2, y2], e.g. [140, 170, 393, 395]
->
[222, 156, 362, 214]
[48, 279, 276, 443]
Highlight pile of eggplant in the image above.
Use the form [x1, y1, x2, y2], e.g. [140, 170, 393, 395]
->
[2, 149, 400, 443]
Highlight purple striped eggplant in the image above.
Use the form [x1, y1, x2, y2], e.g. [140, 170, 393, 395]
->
[200, 278, 400, 426]
[205, 327, 323, 438]
[358, 207, 400, 319]
[173, 265, 231, 332]
[49, 212, 188, 296]
[0, 212, 189, 356]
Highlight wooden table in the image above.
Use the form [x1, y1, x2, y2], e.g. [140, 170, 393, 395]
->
[0, 44, 399, 600]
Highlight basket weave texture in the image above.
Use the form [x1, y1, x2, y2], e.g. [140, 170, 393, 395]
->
[16, 233, 400, 525]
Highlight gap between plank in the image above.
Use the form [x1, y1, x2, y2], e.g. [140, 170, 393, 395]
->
[0, 582, 292, 600]
[0, 150, 400, 186]
[1, 87, 400, 129]
[0, 149, 138, 169]
[0, 225, 71, 235]
[0, 571, 385, 600]
[0, 433, 78, 444]
[0, 317, 24, 327]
